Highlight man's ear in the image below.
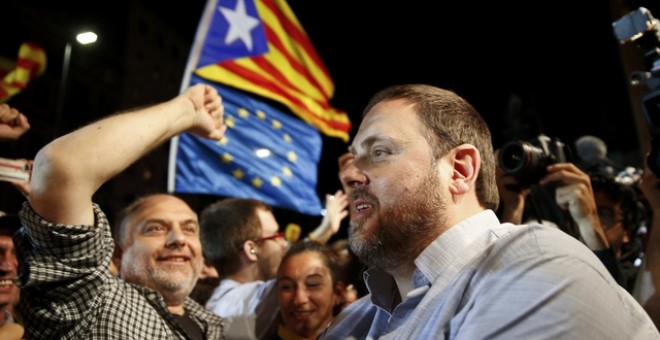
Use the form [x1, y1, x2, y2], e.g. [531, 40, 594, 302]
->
[242, 240, 259, 262]
[450, 144, 480, 195]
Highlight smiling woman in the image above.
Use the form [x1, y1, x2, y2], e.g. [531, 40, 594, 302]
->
[273, 240, 349, 340]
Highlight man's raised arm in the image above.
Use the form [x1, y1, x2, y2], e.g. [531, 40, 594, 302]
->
[29, 84, 226, 225]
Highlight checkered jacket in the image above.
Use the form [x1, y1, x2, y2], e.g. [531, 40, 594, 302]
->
[16, 203, 225, 339]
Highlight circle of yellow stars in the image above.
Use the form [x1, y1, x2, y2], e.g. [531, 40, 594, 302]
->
[217, 108, 298, 189]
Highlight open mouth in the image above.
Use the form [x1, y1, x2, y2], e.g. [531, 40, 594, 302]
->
[356, 203, 371, 212]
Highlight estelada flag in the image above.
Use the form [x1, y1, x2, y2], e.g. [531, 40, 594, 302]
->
[188, 0, 350, 141]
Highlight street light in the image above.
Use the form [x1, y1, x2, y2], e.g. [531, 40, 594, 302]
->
[76, 32, 97, 45]
[54, 31, 97, 138]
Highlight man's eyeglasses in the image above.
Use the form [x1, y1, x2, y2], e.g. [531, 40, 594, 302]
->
[255, 232, 285, 243]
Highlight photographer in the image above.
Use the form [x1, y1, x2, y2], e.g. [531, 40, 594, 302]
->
[496, 150, 644, 292]
[637, 150, 660, 330]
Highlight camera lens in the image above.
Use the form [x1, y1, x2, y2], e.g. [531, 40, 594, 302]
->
[498, 140, 548, 188]
[499, 141, 526, 173]
[499, 141, 546, 174]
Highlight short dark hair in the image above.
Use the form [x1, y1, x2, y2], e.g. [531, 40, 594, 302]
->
[200, 198, 271, 278]
[278, 240, 341, 285]
[113, 193, 175, 247]
[363, 84, 499, 211]
[0, 214, 22, 234]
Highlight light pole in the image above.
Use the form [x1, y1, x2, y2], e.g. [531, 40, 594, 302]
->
[54, 31, 97, 138]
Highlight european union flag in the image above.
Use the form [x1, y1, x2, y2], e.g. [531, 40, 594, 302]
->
[172, 74, 323, 216]
[168, 0, 346, 216]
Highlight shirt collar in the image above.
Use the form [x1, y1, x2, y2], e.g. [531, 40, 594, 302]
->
[415, 210, 500, 283]
[364, 210, 500, 309]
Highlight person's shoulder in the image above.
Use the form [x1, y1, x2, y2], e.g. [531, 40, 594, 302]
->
[332, 295, 376, 323]
[493, 223, 618, 286]
[184, 297, 224, 320]
[490, 222, 596, 261]
[500, 220, 578, 242]
[183, 297, 226, 338]
[319, 295, 376, 340]
[207, 279, 269, 313]
[218, 278, 268, 295]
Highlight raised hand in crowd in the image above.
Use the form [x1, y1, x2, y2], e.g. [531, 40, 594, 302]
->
[30, 83, 225, 223]
[0, 104, 30, 141]
[497, 158, 642, 290]
[538, 162, 609, 251]
[309, 190, 349, 244]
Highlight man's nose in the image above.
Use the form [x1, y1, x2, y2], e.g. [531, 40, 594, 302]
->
[0, 254, 17, 272]
[340, 160, 368, 190]
[166, 226, 186, 247]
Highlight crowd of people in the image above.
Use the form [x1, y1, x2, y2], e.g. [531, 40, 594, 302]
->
[198, 193, 348, 339]
[3, 81, 660, 339]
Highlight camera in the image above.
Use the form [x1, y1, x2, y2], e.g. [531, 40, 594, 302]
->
[613, 7, 660, 176]
[498, 135, 571, 189]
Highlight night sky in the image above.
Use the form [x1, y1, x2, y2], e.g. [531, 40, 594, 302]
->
[3, 0, 660, 228]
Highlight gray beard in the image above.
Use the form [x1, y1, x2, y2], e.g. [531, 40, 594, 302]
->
[121, 260, 198, 305]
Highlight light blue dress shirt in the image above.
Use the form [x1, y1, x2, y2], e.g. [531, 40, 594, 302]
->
[320, 210, 660, 339]
[206, 278, 278, 339]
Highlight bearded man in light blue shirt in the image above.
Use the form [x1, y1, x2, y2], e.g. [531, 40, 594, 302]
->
[320, 83, 659, 339]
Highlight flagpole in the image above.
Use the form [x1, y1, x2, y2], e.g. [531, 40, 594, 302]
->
[53, 41, 71, 138]
[167, 0, 219, 192]
[53, 32, 98, 138]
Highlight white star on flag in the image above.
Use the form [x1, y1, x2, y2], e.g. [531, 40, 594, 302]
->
[219, 0, 260, 51]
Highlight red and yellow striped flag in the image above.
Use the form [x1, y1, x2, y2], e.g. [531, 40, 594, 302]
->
[0, 42, 47, 103]
[193, 0, 351, 141]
